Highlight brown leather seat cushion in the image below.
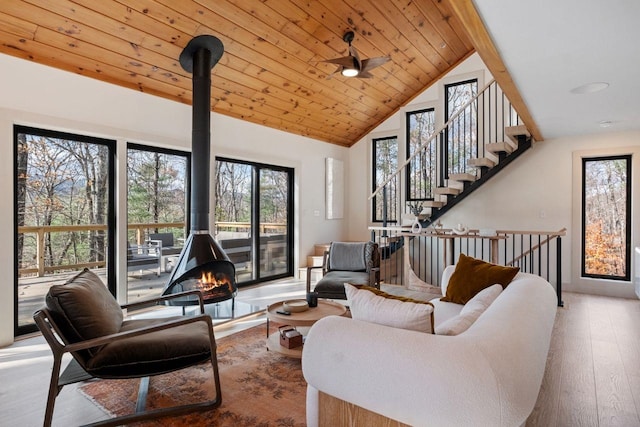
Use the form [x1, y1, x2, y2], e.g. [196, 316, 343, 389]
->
[85, 317, 213, 378]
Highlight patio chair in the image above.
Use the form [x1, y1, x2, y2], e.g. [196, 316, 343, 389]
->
[127, 241, 161, 275]
[148, 233, 183, 272]
[33, 268, 221, 426]
[306, 241, 380, 300]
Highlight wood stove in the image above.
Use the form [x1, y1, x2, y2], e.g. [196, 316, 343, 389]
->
[162, 35, 237, 306]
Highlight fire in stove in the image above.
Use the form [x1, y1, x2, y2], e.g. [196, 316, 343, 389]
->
[192, 270, 234, 294]
[165, 256, 237, 307]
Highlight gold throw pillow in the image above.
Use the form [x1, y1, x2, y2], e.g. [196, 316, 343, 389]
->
[441, 254, 519, 305]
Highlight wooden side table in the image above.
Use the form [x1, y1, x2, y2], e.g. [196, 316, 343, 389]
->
[266, 300, 347, 358]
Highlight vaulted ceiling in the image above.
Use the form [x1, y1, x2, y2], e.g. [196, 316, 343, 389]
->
[0, 0, 489, 147]
[4, 1, 635, 148]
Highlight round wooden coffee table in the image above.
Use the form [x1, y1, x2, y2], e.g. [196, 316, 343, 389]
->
[266, 299, 347, 358]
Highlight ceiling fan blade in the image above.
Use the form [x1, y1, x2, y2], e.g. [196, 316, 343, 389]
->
[325, 66, 342, 80]
[349, 45, 362, 70]
[320, 32, 388, 79]
[360, 56, 391, 73]
[355, 70, 374, 78]
[322, 56, 356, 68]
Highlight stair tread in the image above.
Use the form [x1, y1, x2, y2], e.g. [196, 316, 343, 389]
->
[505, 125, 531, 144]
[423, 200, 445, 208]
[306, 255, 324, 267]
[486, 142, 515, 154]
[314, 244, 330, 256]
[505, 125, 530, 137]
[448, 173, 477, 182]
[434, 187, 461, 195]
[468, 157, 496, 168]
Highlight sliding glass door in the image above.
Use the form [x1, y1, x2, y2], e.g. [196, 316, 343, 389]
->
[126, 144, 190, 302]
[214, 158, 293, 285]
[14, 126, 115, 335]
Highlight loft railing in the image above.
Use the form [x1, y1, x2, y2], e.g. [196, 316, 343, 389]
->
[370, 226, 566, 306]
[370, 79, 522, 224]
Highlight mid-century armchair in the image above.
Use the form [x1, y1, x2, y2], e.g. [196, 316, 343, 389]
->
[306, 241, 380, 300]
[33, 268, 221, 426]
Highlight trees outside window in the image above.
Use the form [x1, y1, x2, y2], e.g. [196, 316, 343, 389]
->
[214, 158, 293, 285]
[445, 79, 478, 175]
[406, 109, 436, 201]
[372, 136, 398, 223]
[14, 126, 114, 334]
[582, 156, 631, 280]
[126, 145, 189, 302]
[127, 145, 189, 240]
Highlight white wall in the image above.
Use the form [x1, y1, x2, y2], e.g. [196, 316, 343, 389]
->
[348, 54, 640, 300]
[347, 53, 490, 240]
[0, 54, 347, 346]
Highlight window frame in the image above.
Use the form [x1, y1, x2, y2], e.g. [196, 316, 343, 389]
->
[214, 156, 294, 286]
[405, 107, 437, 202]
[125, 143, 191, 303]
[443, 78, 479, 177]
[581, 154, 631, 281]
[14, 125, 116, 336]
[371, 135, 399, 223]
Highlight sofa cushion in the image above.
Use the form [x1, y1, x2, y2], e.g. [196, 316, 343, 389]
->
[345, 284, 434, 333]
[441, 254, 519, 304]
[313, 271, 372, 299]
[429, 298, 464, 327]
[435, 284, 502, 335]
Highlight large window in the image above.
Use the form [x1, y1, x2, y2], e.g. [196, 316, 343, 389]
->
[126, 144, 189, 302]
[406, 108, 436, 201]
[445, 79, 478, 175]
[372, 136, 398, 223]
[214, 158, 293, 285]
[14, 126, 115, 335]
[582, 155, 631, 280]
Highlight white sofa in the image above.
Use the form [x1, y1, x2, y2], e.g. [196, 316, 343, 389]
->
[302, 266, 557, 427]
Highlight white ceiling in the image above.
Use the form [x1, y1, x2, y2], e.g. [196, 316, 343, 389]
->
[474, 0, 640, 141]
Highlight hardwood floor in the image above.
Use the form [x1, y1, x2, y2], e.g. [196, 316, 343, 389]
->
[526, 292, 640, 427]
[1, 287, 639, 426]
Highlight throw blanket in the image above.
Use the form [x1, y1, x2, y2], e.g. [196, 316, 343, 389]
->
[329, 242, 367, 271]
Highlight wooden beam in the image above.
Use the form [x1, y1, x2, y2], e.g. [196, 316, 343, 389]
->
[445, 0, 543, 142]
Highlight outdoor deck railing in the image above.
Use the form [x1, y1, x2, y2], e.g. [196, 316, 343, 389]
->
[370, 226, 566, 306]
[17, 221, 287, 277]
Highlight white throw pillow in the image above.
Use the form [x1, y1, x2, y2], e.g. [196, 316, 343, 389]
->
[435, 284, 502, 336]
[345, 284, 434, 333]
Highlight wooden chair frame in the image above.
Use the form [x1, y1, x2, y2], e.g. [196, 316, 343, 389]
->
[34, 290, 221, 427]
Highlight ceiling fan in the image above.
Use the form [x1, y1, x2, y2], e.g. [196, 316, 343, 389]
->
[324, 31, 390, 79]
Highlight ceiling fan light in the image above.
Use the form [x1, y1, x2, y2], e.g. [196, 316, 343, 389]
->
[341, 67, 359, 77]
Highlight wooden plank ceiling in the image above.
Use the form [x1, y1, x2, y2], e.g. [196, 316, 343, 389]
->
[0, 0, 475, 147]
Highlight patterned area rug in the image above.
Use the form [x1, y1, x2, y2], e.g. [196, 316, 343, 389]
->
[79, 322, 306, 426]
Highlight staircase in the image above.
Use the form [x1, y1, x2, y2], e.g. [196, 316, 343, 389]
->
[370, 79, 535, 228]
[425, 124, 532, 225]
[298, 243, 328, 282]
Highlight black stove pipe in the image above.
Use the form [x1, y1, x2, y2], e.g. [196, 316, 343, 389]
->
[179, 35, 224, 232]
[163, 35, 235, 291]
